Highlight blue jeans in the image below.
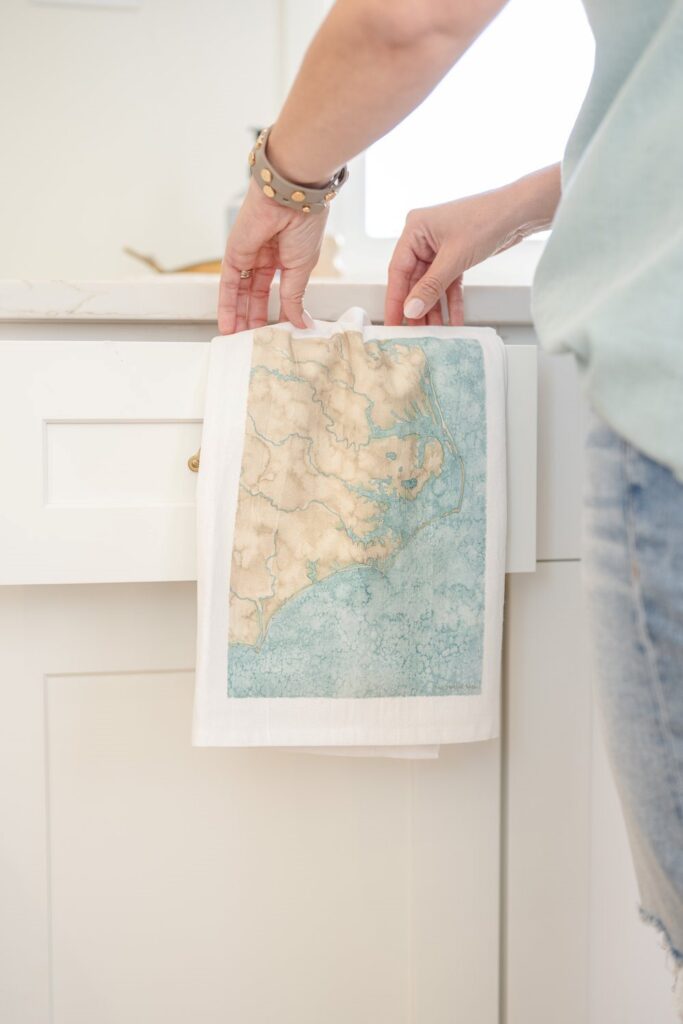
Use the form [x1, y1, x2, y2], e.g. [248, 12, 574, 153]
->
[582, 405, 683, 996]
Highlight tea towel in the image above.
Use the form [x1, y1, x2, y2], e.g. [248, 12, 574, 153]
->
[192, 309, 506, 755]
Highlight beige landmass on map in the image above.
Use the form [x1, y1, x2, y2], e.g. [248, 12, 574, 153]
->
[229, 326, 445, 647]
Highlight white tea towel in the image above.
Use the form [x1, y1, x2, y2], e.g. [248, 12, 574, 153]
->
[192, 309, 506, 754]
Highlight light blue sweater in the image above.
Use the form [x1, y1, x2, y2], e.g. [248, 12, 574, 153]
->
[531, 0, 683, 480]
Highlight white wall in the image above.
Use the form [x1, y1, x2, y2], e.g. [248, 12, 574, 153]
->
[0, 0, 281, 278]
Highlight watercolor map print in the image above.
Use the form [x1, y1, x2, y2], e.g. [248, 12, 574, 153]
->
[227, 326, 487, 699]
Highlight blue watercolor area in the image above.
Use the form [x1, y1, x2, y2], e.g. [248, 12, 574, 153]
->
[228, 336, 487, 699]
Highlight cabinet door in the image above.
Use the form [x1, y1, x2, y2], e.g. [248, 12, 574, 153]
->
[0, 582, 500, 1024]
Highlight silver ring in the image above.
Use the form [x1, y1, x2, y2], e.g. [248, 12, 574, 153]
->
[239, 269, 253, 280]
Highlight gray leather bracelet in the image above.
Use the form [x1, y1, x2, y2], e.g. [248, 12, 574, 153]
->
[249, 125, 349, 215]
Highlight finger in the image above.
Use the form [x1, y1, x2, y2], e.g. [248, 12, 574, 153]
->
[385, 238, 418, 326]
[404, 259, 429, 327]
[218, 219, 265, 333]
[447, 275, 465, 326]
[234, 275, 252, 334]
[218, 247, 259, 334]
[247, 264, 276, 328]
[278, 260, 317, 328]
[417, 258, 444, 327]
[426, 294, 444, 327]
[218, 267, 242, 335]
[403, 249, 459, 321]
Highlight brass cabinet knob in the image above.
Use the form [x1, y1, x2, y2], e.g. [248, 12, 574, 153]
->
[188, 448, 201, 473]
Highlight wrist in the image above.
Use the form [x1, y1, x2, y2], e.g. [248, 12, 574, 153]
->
[266, 126, 331, 189]
[248, 124, 348, 215]
[246, 174, 285, 213]
[505, 165, 561, 238]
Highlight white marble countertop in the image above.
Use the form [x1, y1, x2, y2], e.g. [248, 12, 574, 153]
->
[0, 274, 533, 325]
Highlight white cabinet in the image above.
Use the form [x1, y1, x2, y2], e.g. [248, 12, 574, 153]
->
[0, 284, 674, 1024]
[0, 308, 513, 1024]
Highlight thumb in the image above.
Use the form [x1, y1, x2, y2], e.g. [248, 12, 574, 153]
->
[403, 250, 458, 320]
[278, 263, 316, 329]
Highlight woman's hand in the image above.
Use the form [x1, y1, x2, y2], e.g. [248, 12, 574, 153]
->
[385, 165, 561, 326]
[218, 177, 328, 334]
[385, 189, 523, 327]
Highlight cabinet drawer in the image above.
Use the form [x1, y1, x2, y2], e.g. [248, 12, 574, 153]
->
[0, 337, 536, 584]
[0, 339, 206, 584]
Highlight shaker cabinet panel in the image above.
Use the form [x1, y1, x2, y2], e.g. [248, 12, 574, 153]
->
[0, 340, 208, 584]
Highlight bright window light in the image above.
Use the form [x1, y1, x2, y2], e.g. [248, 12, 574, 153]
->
[364, 0, 595, 238]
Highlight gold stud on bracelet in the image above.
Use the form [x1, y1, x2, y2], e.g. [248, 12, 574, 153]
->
[324, 191, 337, 202]
[248, 150, 256, 167]
[260, 168, 272, 183]
[263, 184, 276, 198]
[291, 190, 306, 202]
[301, 205, 311, 213]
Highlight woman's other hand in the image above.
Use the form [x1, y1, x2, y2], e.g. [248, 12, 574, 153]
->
[218, 177, 328, 334]
[385, 165, 561, 326]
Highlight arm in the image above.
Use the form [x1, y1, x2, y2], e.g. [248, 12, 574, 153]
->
[385, 163, 561, 326]
[267, 0, 510, 184]
[219, 0, 510, 334]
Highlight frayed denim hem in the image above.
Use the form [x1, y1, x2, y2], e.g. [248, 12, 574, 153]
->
[639, 906, 683, 965]
[639, 906, 683, 1021]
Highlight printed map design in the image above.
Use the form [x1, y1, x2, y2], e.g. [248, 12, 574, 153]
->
[228, 326, 487, 700]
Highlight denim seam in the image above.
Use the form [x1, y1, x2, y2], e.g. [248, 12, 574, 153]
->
[623, 442, 683, 826]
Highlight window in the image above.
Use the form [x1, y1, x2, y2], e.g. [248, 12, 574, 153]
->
[328, 0, 595, 277]
[366, 0, 594, 236]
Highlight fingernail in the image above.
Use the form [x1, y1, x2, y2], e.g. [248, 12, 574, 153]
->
[302, 309, 314, 329]
[404, 298, 425, 319]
